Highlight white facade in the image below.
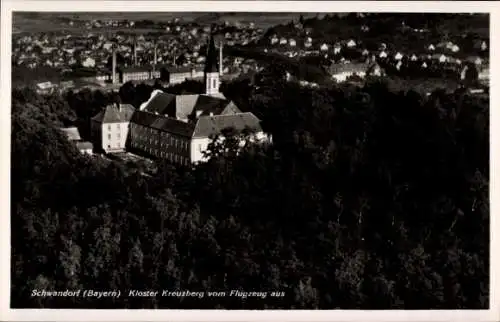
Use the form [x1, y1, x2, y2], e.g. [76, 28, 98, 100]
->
[205, 72, 220, 96]
[190, 137, 211, 163]
[190, 131, 268, 164]
[99, 121, 129, 153]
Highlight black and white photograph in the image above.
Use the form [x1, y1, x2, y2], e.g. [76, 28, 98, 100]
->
[0, 0, 498, 320]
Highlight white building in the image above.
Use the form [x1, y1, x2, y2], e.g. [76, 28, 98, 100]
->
[81, 57, 96, 68]
[90, 103, 135, 153]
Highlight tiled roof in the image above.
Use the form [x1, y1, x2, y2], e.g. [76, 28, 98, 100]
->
[60, 127, 81, 141]
[141, 91, 241, 120]
[192, 112, 262, 138]
[131, 110, 196, 137]
[142, 91, 176, 115]
[91, 103, 135, 123]
[191, 95, 230, 117]
[76, 141, 93, 150]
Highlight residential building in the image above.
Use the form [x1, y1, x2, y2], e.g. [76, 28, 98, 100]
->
[60, 126, 94, 155]
[90, 103, 135, 153]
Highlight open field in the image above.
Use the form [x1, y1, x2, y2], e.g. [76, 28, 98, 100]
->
[13, 12, 327, 33]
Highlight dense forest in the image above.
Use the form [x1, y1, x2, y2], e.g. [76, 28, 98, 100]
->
[11, 67, 489, 309]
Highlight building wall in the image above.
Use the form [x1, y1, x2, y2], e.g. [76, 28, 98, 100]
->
[129, 123, 191, 165]
[190, 131, 269, 163]
[101, 121, 129, 153]
[190, 137, 211, 163]
[170, 72, 192, 84]
[123, 72, 150, 82]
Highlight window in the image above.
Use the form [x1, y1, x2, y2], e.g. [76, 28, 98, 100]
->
[199, 144, 202, 152]
[108, 134, 111, 140]
[117, 124, 120, 130]
[108, 125, 111, 131]
[213, 79, 216, 88]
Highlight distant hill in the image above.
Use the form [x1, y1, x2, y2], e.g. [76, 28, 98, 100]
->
[13, 12, 326, 32]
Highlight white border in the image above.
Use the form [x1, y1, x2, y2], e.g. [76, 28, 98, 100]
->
[1, 1, 499, 322]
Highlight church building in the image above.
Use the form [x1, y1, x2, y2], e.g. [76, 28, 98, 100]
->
[92, 32, 268, 164]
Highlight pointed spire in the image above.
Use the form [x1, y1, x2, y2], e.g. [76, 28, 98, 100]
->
[205, 27, 219, 73]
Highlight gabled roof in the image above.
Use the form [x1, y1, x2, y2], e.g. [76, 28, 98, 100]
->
[131, 110, 195, 137]
[192, 112, 262, 138]
[140, 90, 240, 120]
[60, 127, 81, 141]
[91, 103, 135, 123]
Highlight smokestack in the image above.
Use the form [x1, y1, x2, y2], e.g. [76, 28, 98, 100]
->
[219, 40, 223, 76]
[112, 46, 117, 84]
[134, 41, 138, 66]
[153, 42, 157, 74]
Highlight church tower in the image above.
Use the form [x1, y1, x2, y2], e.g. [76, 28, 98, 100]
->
[204, 32, 220, 96]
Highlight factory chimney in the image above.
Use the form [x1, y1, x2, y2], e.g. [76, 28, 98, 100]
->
[112, 45, 117, 84]
[133, 40, 138, 66]
[153, 42, 157, 74]
[219, 40, 223, 76]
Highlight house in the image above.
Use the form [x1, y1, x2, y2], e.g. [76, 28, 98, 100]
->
[289, 38, 297, 47]
[481, 41, 488, 51]
[304, 37, 313, 48]
[90, 103, 135, 153]
[76, 142, 94, 155]
[329, 62, 383, 82]
[36, 81, 55, 94]
[410, 54, 418, 61]
[450, 44, 460, 53]
[366, 62, 384, 77]
[346, 39, 357, 48]
[81, 57, 96, 68]
[60, 127, 93, 155]
[379, 51, 388, 58]
[394, 52, 403, 60]
[320, 43, 329, 51]
[432, 54, 448, 63]
[427, 44, 435, 51]
[270, 35, 279, 45]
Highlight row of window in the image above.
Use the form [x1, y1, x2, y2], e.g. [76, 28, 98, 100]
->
[108, 133, 121, 140]
[132, 135, 189, 150]
[131, 125, 189, 150]
[124, 74, 150, 81]
[107, 124, 121, 131]
[132, 142, 190, 166]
